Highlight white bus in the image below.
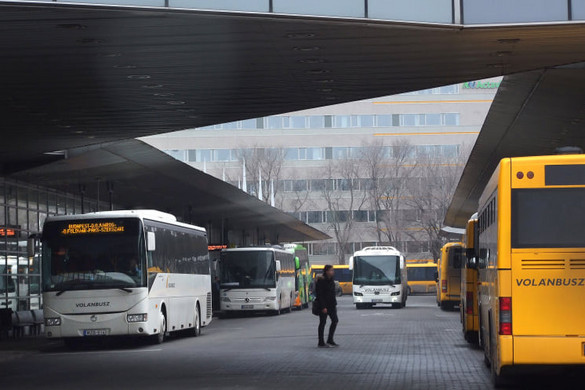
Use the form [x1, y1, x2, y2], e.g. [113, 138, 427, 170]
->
[40, 210, 212, 346]
[219, 247, 295, 315]
[349, 246, 407, 309]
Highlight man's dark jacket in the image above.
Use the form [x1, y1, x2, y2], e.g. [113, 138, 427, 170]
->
[316, 275, 337, 310]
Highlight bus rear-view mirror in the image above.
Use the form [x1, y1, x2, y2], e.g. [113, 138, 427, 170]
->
[275, 260, 281, 272]
[348, 256, 354, 270]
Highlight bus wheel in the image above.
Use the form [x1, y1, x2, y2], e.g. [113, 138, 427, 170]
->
[153, 312, 166, 344]
[190, 306, 201, 337]
[356, 303, 365, 310]
[492, 364, 512, 388]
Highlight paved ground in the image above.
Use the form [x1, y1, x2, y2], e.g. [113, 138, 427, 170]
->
[0, 295, 584, 389]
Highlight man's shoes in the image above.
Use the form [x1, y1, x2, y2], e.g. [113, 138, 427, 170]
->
[327, 341, 339, 347]
[318, 343, 331, 348]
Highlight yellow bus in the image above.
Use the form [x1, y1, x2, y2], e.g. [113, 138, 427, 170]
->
[436, 242, 464, 310]
[477, 154, 585, 385]
[334, 265, 353, 295]
[406, 262, 437, 295]
[460, 214, 479, 344]
[309, 265, 344, 296]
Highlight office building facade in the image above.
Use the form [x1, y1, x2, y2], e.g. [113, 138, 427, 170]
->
[144, 78, 501, 264]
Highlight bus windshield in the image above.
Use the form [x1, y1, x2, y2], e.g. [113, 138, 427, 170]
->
[41, 218, 146, 292]
[353, 255, 400, 286]
[407, 266, 436, 282]
[512, 188, 585, 248]
[220, 251, 275, 289]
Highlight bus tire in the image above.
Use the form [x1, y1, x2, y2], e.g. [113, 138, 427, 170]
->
[356, 303, 366, 310]
[190, 305, 201, 337]
[152, 311, 166, 344]
[465, 331, 479, 344]
[492, 363, 512, 388]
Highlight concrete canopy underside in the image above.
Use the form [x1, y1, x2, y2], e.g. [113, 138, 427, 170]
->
[5, 3, 585, 170]
[10, 139, 330, 242]
[445, 65, 585, 228]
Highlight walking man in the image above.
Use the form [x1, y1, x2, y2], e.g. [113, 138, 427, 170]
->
[316, 264, 339, 348]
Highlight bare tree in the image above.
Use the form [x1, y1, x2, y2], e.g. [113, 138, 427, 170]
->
[322, 158, 368, 265]
[236, 146, 285, 202]
[360, 139, 417, 250]
[406, 147, 468, 261]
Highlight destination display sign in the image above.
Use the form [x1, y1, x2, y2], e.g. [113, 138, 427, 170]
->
[60, 222, 125, 235]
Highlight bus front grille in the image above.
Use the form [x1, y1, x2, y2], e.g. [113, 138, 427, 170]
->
[569, 259, 585, 269]
[521, 259, 565, 270]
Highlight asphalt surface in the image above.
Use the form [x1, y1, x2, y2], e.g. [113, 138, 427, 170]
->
[1, 295, 584, 389]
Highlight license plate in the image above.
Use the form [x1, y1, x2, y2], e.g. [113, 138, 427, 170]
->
[241, 305, 254, 309]
[83, 329, 110, 336]
[372, 299, 383, 303]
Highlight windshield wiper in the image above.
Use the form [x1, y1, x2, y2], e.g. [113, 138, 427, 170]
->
[117, 287, 133, 293]
[56, 290, 67, 296]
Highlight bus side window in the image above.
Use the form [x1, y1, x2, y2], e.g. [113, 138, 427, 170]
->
[478, 248, 488, 269]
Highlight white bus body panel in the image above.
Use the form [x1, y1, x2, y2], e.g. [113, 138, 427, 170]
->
[44, 273, 211, 338]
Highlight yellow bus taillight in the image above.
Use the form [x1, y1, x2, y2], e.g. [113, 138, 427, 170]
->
[441, 280, 447, 293]
[499, 297, 512, 335]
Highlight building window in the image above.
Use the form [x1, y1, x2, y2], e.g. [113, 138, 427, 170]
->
[332, 147, 349, 160]
[353, 210, 368, 222]
[310, 179, 326, 192]
[281, 180, 293, 192]
[291, 116, 306, 129]
[306, 147, 324, 160]
[284, 148, 298, 161]
[426, 113, 442, 126]
[444, 113, 460, 126]
[309, 116, 324, 128]
[267, 116, 282, 129]
[324, 115, 333, 128]
[166, 150, 186, 161]
[240, 119, 257, 129]
[307, 211, 324, 223]
[377, 115, 392, 127]
[216, 149, 232, 162]
[334, 115, 350, 128]
[292, 180, 308, 192]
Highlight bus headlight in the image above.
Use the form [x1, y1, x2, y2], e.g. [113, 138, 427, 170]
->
[354, 292, 363, 296]
[222, 297, 231, 302]
[391, 291, 400, 296]
[264, 296, 277, 301]
[45, 317, 61, 326]
[127, 314, 148, 323]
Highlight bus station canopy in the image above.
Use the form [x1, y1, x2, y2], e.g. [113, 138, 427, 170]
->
[10, 139, 330, 242]
[444, 64, 585, 228]
[5, 3, 585, 171]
